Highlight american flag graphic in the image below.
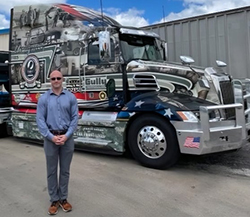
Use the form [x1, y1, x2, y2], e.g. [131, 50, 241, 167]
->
[184, 137, 200, 149]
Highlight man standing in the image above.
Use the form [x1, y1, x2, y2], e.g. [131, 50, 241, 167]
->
[36, 70, 78, 215]
[27, 6, 36, 28]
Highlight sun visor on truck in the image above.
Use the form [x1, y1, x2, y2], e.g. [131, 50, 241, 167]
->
[119, 28, 160, 38]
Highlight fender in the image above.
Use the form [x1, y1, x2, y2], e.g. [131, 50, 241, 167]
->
[118, 91, 216, 121]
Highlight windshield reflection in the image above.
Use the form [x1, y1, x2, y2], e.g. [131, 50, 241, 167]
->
[120, 34, 163, 62]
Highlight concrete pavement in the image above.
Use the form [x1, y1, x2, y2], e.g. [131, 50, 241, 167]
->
[0, 137, 250, 217]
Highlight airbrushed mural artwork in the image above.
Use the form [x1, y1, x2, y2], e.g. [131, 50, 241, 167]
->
[9, 3, 218, 145]
[11, 4, 121, 92]
[10, 4, 127, 150]
[10, 3, 215, 107]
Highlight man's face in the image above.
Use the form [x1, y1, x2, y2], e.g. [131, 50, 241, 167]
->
[50, 71, 63, 89]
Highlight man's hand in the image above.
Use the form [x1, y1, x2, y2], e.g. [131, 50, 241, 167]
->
[52, 135, 68, 145]
[52, 135, 63, 145]
[57, 135, 68, 145]
[52, 136, 60, 145]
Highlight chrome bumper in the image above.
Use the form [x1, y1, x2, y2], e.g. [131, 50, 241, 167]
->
[172, 103, 246, 155]
[233, 79, 250, 132]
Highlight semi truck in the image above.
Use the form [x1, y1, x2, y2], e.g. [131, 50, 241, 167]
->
[8, 3, 250, 169]
[0, 51, 12, 137]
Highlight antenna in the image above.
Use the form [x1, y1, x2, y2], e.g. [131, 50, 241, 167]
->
[100, 0, 104, 26]
[162, 5, 165, 23]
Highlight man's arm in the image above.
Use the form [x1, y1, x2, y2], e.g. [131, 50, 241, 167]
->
[65, 94, 79, 139]
[36, 94, 54, 140]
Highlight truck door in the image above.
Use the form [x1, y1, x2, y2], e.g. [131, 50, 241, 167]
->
[82, 33, 123, 110]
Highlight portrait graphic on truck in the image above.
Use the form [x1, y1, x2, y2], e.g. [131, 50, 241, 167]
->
[9, 4, 249, 169]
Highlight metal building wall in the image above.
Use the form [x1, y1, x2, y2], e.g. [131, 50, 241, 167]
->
[0, 29, 9, 51]
[143, 6, 250, 79]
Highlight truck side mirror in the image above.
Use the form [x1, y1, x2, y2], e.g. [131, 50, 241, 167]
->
[106, 78, 115, 97]
[216, 60, 227, 67]
[164, 42, 168, 60]
[99, 30, 111, 61]
[180, 56, 195, 65]
[159, 41, 168, 61]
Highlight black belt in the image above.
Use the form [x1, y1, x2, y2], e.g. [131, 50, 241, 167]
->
[50, 130, 67, 135]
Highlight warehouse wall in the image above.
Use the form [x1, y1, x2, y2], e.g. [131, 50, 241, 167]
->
[142, 6, 250, 79]
[0, 29, 9, 51]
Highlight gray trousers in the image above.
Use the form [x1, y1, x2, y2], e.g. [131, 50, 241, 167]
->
[44, 136, 74, 202]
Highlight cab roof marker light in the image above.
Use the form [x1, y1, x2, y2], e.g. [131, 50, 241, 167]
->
[177, 111, 199, 122]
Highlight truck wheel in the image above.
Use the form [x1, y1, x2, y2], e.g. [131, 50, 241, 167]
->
[128, 114, 180, 169]
[0, 122, 8, 138]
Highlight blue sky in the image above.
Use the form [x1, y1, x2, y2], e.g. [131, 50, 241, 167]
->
[0, 0, 249, 29]
[68, 0, 184, 24]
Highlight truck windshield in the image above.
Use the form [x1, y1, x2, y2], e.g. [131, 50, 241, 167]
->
[120, 34, 163, 62]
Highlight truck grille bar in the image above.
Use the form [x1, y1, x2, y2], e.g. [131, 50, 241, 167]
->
[219, 80, 235, 119]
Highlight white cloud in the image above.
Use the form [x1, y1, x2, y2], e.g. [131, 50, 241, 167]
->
[159, 0, 250, 23]
[0, 14, 10, 29]
[106, 0, 250, 27]
[105, 7, 149, 27]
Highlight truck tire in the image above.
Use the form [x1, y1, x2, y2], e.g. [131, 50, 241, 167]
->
[128, 114, 180, 169]
[0, 122, 8, 138]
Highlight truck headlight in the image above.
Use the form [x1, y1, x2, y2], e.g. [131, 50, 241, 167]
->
[177, 111, 199, 122]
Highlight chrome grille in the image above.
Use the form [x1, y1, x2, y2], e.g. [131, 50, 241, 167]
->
[220, 80, 235, 119]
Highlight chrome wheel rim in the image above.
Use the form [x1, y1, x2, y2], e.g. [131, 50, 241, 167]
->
[137, 126, 167, 159]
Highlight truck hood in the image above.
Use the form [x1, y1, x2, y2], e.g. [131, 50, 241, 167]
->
[126, 60, 205, 76]
[126, 59, 224, 105]
[159, 92, 216, 110]
[125, 91, 216, 112]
